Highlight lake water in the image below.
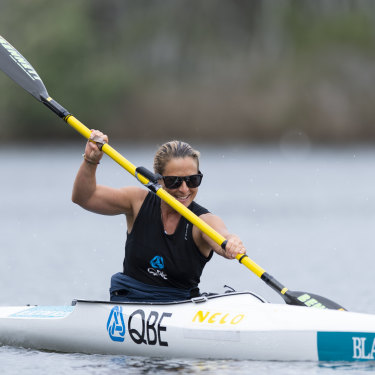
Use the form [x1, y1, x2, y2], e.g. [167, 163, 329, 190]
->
[1, 143, 375, 374]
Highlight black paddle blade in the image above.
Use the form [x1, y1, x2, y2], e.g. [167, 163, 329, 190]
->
[260, 272, 346, 311]
[0, 35, 48, 101]
[284, 290, 346, 311]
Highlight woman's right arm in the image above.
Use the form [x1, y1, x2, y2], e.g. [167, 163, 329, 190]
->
[71, 130, 145, 216]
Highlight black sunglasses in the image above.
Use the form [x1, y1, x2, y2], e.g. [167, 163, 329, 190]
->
[162, 172, 203, 189]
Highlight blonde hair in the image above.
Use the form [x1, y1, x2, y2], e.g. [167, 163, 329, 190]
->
[154, 140, 200, 175]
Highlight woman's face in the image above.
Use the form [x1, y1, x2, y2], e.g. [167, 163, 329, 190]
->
[161, 157, 199, 207]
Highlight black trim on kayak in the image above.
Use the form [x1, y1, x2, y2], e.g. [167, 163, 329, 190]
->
[72, 291, 267, 306]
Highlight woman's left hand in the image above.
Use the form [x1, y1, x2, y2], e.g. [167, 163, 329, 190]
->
[223, 234, 246, 259]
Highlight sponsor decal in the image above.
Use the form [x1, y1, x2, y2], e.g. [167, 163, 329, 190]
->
[128, 309, 172, 346]
[106, 307, 172, 346]
[148, 255, 168, 280]
[0, 36, 42, 82]
[298, 294, 326, 309]
[10, 306, 74, 319]
[107, 306, 126, 342]
[192, 310, 245, 325]
[318, 332, 375, 361]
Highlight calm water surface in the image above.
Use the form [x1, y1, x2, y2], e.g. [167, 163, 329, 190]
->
[1, 143, 375, 374]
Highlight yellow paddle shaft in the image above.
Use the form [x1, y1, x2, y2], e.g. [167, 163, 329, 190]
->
[65, 114, 266, 279]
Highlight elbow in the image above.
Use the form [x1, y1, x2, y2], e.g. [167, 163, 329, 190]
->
[71, 191, 85, 207]
[71, 194, 80, 206]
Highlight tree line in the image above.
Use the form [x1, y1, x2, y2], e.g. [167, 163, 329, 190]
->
[1, 0, 375, 143]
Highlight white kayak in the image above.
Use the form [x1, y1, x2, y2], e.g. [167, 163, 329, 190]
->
[1, 291, 375, 361]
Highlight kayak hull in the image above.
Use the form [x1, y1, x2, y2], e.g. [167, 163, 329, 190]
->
[1, 292, 375, 361]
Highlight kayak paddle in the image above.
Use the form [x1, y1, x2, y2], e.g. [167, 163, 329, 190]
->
[0, 35, 346, 311]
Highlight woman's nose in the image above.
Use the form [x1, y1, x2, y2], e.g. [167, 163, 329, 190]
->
[178, 180, 189, 192]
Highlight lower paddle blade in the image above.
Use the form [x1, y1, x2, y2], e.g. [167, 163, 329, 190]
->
[285, 290, 346, 311]
[259, 270, 346, 311]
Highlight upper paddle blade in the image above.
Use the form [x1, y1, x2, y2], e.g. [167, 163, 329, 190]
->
[0, 35, 48, 101]
[285, 290, 346, 311]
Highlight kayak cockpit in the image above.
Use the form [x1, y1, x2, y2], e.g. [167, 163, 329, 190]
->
[71, 290, 268, 306]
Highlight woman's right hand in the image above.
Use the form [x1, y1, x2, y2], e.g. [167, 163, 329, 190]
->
[83, 129, 108, 165]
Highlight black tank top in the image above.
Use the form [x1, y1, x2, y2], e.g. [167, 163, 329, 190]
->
[123, 192, 213, 290]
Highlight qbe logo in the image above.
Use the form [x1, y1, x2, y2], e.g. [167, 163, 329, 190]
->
[150, 255, 164, 269]
[107, 306, 126, 342]
[148, 255, 168, 280]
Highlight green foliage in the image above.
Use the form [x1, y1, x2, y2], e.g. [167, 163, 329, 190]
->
[283, 2, 374, 54]
[1, 0, 375, 143]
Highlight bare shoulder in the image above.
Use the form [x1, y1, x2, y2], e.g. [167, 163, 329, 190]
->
[198, 212, 225, 227]
[119, 186, 148, 200]
[118, 186, 147, 211]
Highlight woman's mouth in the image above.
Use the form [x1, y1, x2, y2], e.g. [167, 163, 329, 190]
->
[175, 194, 190, 203]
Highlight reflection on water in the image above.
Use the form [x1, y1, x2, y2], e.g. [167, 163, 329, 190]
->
[3, 346, 375, 375]
[319, 361, 375, 372]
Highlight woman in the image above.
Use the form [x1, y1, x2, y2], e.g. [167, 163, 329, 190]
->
[72, 130, 246, 302]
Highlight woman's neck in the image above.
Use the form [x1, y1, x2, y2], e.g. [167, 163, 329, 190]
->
[160, 201, 181, 234]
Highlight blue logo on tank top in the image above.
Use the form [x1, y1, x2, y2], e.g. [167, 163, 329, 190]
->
[148, 255, 168, 279]
[150, 255, 164, 269]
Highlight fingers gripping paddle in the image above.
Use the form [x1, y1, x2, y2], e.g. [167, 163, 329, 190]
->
[0, 35, 346, 311]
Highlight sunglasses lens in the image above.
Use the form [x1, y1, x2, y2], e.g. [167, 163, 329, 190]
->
[186, 174, 203, 188]
[163, 176, 182, 189]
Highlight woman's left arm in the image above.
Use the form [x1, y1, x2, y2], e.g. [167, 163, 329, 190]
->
[194, 213, 246, 259]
